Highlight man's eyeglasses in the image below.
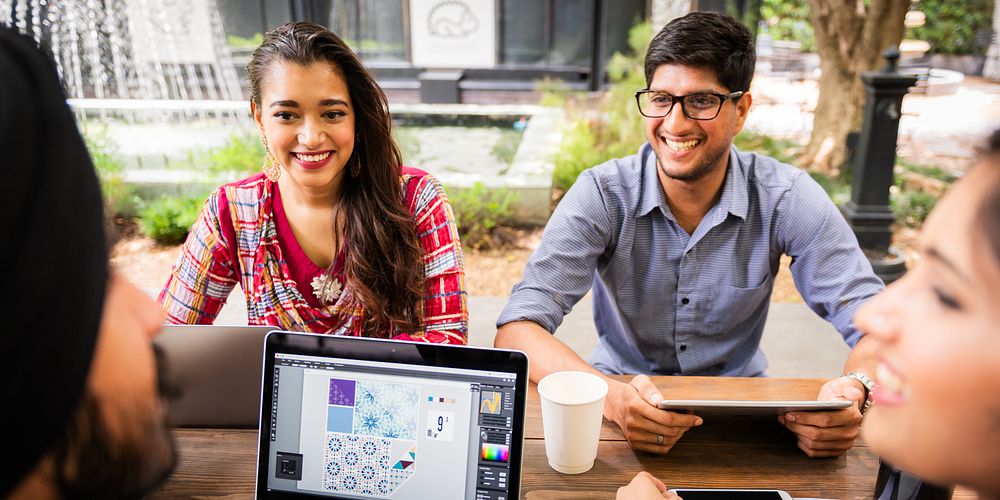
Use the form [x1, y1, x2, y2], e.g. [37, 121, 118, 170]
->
[634, 90, 744, 120]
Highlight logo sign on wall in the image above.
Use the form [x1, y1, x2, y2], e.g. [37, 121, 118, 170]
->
[409, 0, 496, 68]
[126, 0, 217, 65]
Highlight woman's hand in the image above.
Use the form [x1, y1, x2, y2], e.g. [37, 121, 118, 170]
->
[616, 471, 682, 499]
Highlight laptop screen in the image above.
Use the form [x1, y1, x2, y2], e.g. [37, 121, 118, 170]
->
[257, 333, 528, 500]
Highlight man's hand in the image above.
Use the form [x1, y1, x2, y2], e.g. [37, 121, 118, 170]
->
[779, 375, 864, 458]
[606, 375, 702, 454]
[616, 472, 682, 499]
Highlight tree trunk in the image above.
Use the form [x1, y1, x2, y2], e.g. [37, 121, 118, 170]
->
[801, 0, 910, 175]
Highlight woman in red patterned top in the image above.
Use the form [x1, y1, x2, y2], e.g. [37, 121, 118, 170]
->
[158, 22, 467, 344]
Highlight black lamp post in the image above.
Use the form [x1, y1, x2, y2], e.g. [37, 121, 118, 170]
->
[840, 47, 917, 284]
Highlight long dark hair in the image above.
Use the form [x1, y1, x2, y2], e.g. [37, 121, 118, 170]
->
[247, 22, 423, 336]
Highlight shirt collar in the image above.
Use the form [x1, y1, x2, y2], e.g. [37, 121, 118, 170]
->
[636, 144, 748, 221]
[723, 147, 749, 221]
[637, 144, 670, 218]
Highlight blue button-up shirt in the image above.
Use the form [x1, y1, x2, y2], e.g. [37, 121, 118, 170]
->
[498, 144, 884, 376]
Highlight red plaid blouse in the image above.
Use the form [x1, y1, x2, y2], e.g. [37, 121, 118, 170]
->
[158, 167, 467, 344]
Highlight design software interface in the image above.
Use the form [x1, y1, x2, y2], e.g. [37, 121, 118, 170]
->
[265, 353, 518, 499]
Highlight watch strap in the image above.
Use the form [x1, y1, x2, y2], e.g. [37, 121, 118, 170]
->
[845, 371, 875, 415]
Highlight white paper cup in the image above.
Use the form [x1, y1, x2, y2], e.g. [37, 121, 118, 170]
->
[537, 371, 609, 474]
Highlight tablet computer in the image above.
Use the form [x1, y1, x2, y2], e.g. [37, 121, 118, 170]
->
[669, 488, 793, 499]
[656, 399, 852, 419]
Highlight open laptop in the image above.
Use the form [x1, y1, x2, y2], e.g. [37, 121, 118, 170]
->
[256, 331, 529, 500]
[155, 324, 278, 427]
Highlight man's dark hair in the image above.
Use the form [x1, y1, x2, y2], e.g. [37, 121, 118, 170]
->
[644, 12, 756, 93]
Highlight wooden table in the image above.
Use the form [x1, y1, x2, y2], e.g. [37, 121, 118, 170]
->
[151, 376, 882, 499]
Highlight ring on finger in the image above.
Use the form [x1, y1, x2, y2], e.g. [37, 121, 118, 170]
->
[657, 434, 664, 445]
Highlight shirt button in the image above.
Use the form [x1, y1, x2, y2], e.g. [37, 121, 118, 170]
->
[681, 297, 690, 305]
[679, 344, 688, 352]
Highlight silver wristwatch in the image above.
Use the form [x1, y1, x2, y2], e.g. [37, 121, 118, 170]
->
[845, 371, 875, 415]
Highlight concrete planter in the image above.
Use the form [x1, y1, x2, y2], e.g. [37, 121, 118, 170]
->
[925, 54, 986, 76]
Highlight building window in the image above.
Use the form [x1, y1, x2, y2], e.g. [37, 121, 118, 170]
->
[499, 0, 595, 69]
[327, 0, 407, 62]
[550, 0, 594, 67]
[500, 0, 545, 65]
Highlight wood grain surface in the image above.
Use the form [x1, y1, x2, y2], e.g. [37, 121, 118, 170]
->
[149, 376, 965, 499]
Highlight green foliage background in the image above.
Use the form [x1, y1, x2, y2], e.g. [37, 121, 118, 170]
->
[550, 22, 651, 193]
[139, 194, 205, 245]
[909, 0, 995, 55]
[760, 0, 815, 52]
[446, 182, 518, 250]
[83, 127, 140, 217]
[750, 0, 994, 56]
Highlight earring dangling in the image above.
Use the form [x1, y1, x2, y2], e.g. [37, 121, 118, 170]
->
[261, 136, 280, 182]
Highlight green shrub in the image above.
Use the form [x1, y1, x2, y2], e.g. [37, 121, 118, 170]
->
[139, 194, 206, 245]
[909, 0, 994, 55]
[812, 159, 943, 227]
[535, 76, 580, 108]
[552, 120, 604, 191]
[550, 22, 651, 195]
[734, 131, 801, 165]
[889, 159, 947, 227]
[204, 134, 265, 179]
[897, 158, 958, 183]
[447, 182, 518, 250]
[83, 127, 140, 217]
[892, 190, 938, 226]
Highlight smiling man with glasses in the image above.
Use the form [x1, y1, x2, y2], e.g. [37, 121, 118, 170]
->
[496, 12, 884, 458]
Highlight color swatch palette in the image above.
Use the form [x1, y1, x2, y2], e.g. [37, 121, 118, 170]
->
[481, 443, 509, 463]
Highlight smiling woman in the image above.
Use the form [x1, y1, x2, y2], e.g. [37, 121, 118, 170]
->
[854, 129, 1000, 498]
[158, 22, 467, 343]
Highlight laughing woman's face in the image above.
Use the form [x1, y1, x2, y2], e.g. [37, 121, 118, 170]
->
[856, 162, 1000, 495]
[252, 60, 356, 197]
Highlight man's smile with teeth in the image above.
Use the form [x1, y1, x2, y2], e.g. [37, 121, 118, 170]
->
[665, 138, 699, 151]
[294, 151, 331, 162]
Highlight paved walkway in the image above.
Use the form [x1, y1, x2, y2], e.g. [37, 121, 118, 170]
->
[207, 289, 848, 379]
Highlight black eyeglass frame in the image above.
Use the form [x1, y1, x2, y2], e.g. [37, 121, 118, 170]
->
[634, 89, 745, 120]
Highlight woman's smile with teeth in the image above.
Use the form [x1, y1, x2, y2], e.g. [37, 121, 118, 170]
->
[294, 151, 331, 162]
[874, 362, 910, 403]
[665, 138, 699, 151]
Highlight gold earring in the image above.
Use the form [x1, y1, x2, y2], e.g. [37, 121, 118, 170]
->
[261, 136, 280, 182]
